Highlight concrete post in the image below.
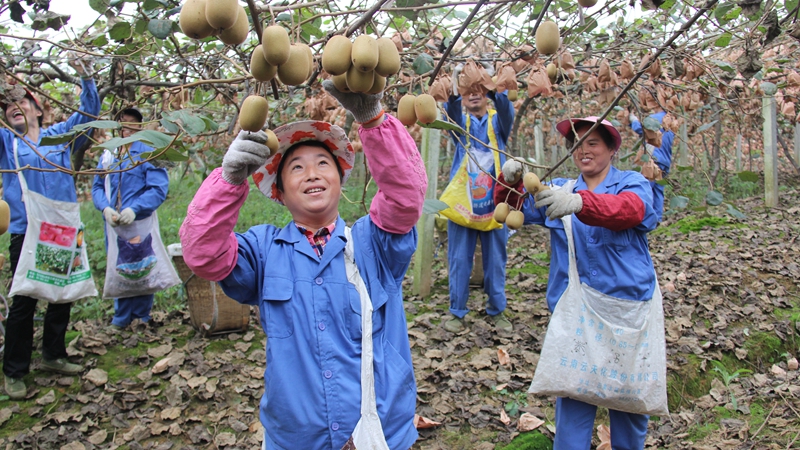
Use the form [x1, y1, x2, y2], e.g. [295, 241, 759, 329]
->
[412, 114, 442, 297]
[762, 82, 778, 208]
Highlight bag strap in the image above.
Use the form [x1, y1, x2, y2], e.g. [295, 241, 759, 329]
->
[12, 139, 29, 196]
[343, 227, 382, 421]
[559, 180, 580, 287]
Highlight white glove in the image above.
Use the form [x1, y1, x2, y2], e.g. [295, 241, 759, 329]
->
[103, 207, 120, 227]
[118, 208, 136, 225]
[222, 130, 272, 185]
[453, 63, 464, 97]
[629, 112, 639, 123]
[534, 189, 583, 219]
[501, 159, 524, 185]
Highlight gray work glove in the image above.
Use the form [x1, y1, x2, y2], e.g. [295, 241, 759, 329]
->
[501, 159, 524, 185]
[222, 130, 273, 185]
[103, 207, 120, 227]
[118, 208, 136, 226]
[535, 188, 583, 219]
[321, 80, 383, 123]
[453, 63, 464, 97]
[629, 112, 639, 123]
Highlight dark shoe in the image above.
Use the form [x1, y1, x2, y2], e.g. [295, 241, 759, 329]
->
[492, 313, 513, 332]
[41, 358, 83, 375]
[444, 317, 465, 333]
[4, 376, 27, 400]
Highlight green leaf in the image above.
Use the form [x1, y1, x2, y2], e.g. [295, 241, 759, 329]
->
[677, 165, 694, 171]
[423, 198, 449, 215]
[143, 0, 160, 10]
[714, 33, 732, 47]
[89, 0, 110, 13]
[72, 120, 122, 131]
[39, 132, 77, 146]
[670, 196, 690, 209]
[160, 118, 180, 134]
[643, 117, 661, 131]
[737, 170, 759, 182]
[705, 190, 724, 206]
[139, 147, 189, 162]
[710, 59, 735, 73]
[419, 119, 465, 134]
[726, 203, 746, 219]
[92, 35, 108, 47]
[714, 2, 734, 20]
[694, 120, 719, 134]
[109, 22, 132, 41]
[201, 116, 220, 133]
[787, 0, 800, 14]
[640, 153, 650, 162]
[94, 130, 174, 150]
[411, 53, 435, 75]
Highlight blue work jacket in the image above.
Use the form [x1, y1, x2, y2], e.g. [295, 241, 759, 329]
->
[0, 78, 101, 234]
[220, 215, 419, 450]
[91, 141, 169, 222]
[444, 90, 515, 181]
[521, 167, 659, 312]
[631, 111, 674, 222]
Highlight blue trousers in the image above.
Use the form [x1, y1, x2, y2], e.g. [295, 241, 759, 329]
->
[111, 294, 154, 327]
[447, 221, 508, 318]
[554, 397, 649, 450]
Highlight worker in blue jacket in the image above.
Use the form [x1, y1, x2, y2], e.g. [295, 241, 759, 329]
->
[92, 108, 169, 330]
[443, 75, 516, 333]
[1, 58, 100, 400]
[629, 107, 674, 223]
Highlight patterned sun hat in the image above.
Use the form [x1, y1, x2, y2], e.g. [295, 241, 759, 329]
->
[556, 116, 622, 151]
[251, 120, 355, 205]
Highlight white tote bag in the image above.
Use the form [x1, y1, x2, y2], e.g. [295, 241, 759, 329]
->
[528, 182, 669, 416]
[9, 140, 98, 303]
[101, 149, 181, 299]
[340, 226, 391, 450]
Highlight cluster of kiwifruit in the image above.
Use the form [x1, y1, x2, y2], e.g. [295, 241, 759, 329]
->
[397, 93, 438, 126]
[322, 35, 400, 94]
[179, 0, 249, 45]
[493, 172, 549, 230]
[251, 26, 314, 87]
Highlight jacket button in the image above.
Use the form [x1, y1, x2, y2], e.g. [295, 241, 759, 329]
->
[315, 277, 323, 285]
[323, 370, 332, 379]
[318, 322, 326, 331]
[591, 270, 598, 276]
[331, 422, 339, 431]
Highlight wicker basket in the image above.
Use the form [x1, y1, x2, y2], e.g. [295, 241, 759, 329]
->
[169, 245, 250, 336]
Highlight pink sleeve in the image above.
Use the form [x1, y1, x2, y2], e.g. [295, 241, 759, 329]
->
[178, 167, 248, 281]
[359, 114, 427, 234]
[575, 190, 645, 232]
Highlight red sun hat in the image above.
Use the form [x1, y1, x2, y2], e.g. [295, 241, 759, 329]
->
[251, 120, 355, 205]
[556, 116, 622, 151]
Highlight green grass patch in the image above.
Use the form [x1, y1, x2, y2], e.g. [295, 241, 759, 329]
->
[674, 216, 729, 233]
[685, 420, 719, 442]
[667, 354, 714, 411]
[508, 261, 549, 279]
[496, 431, 553, 450]
[742, 330, 791, 368]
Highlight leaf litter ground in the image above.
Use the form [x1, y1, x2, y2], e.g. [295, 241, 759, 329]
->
[0, 187, 799, 449]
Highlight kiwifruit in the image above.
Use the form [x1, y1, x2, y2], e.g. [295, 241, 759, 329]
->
[250, 45, 277, 82]
[277, 44, 310, 86]
[546, 63, 558, 82]
[332, 73, 351, 92]
[179, 0, 215, 39]
[578, 0, 598, 6]
[367, 74, 387, 94]
[414, 93, 438, 124]
[345, 65, 375, 93]
[506, 210, 524, 230]
[375, 37, 400, 77]
[265, 129, 279, 155]
[219, 5, 249, 45]
[205, 0, 238, 30]
[523, 172, 549, 195]
[351, 35, 379, 73]
[535, 20, 560, 55]
[507, 89, 518, 101]
[262, 25, 291, 66]
[0, 199, 9, 235]
[322, 35, 353, 76]
[239, 95, 269, 132]
[397, 94, 417, 126]
[493, 202, 510, 223]
[295, 43, 314, 79]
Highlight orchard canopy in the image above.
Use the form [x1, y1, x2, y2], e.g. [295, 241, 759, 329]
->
[1, 0, 800, 189]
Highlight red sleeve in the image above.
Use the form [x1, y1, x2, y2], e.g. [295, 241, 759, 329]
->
[575, 190, 645, 231]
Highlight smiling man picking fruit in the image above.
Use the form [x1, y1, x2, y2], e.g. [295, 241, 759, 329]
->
[180, 80, 426, 449]
[1, 55, 100, 400]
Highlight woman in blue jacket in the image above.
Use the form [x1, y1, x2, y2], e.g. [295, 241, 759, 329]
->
[92, 108, 169, 329]
[496, 116, 660, 449]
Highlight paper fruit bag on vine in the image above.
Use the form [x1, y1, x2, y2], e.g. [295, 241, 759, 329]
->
[458, 58, 495, 96]
[494, 64, 518, 93]
[430, 74, 453, 102]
